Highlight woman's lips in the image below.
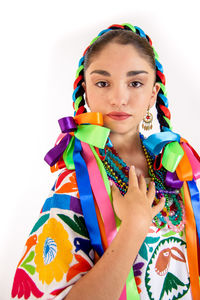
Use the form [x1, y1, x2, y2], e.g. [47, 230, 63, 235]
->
[107, 115, 131, 120]
[106, 112, 131, 120]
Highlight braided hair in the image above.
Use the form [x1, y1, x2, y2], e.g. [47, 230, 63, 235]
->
[72, 23, 171, 132]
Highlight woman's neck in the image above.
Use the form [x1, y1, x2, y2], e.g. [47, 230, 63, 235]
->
[109, 130, 143, 157]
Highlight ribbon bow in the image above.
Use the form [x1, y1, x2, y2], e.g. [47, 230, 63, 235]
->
[143, 131, 200, 183]
[44, 112, 110, 171]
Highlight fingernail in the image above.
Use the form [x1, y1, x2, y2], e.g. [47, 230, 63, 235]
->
[131, 165, 135, 169]
[109, 180, 113, 186]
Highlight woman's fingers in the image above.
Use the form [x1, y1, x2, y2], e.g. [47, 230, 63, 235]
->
[152, 197, 165, 218]
[147, 181, 156, 202]
[110, 180, 117, 195]
[128, 166, 139, 189]
[138, 174, 146, 192]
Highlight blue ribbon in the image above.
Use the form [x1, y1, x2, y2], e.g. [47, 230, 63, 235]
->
[73, 137, 104, 257]
[143, 131, 180, 155]
[155, 59, 163, 72]
[134, 26, 146, 38]
[187, 180, 200, 244]
[98, 29, 111, 36]
[159, 94, 169, 108]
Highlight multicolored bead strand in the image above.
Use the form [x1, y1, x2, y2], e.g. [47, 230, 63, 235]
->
[99, 134, 185, 232]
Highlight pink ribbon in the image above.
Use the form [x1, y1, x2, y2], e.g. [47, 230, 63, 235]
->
[81, 141, 128, 300]
[119, 286, 127, 300]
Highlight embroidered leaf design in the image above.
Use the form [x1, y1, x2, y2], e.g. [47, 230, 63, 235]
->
[145, 237, 160, 244]
[139, 237, 160, 260]
[133, 262, 144, 277]
[179, 231, 183, 237]
[21, 251, 35, 275]
[30, 214, 50, 235]
[159, 272, 185, 300]
[139, 243, 148, 261]
[162, 230, 176, 238]
[58, 214, 89, 238]
[74, 215, 89, 238]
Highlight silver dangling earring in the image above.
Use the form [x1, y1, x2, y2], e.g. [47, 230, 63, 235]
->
[142, 108, 153, 131]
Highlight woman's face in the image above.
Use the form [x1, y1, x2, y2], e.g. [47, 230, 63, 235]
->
[83, 42, 160, 135]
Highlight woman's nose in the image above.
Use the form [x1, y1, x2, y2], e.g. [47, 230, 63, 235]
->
[109, 84, 128, 107]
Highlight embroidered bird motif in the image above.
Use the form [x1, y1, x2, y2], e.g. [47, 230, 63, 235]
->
[155, 247, 186, 276]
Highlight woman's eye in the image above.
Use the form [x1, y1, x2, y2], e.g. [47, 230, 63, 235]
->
[96, 81, 109, 88]
[129, 81, 142, 88]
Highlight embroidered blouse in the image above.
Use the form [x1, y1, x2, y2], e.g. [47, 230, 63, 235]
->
[11, 166, 195, 300]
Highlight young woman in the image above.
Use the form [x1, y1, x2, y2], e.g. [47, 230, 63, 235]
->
[11, 23, 200, 300]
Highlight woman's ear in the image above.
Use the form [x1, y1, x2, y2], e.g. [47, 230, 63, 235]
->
[82, 81, 90, 108]
[82, 81, 86, 91]
[149, 82, 160, 108]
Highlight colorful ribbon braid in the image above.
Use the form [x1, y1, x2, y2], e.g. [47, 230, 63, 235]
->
[72, 23, 171, 132]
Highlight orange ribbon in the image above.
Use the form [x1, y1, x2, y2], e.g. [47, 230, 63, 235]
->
[183, 181, 200, 300]
[74, 112, 104, 126]
[176, 144, 193, 181]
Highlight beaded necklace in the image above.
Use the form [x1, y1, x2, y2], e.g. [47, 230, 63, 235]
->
[99, 133, 185, 232]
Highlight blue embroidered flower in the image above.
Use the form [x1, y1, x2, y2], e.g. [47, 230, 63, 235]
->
[43, 237, 57, 265]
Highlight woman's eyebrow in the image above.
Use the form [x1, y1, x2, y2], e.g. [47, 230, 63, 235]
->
[127, 70, 148, 76]
[90, 70, 111, 76]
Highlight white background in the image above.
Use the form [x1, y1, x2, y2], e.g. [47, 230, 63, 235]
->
[1, 0, 200, 298]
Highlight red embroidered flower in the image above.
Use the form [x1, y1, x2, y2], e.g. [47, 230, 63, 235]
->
[11, 268, 43, 299]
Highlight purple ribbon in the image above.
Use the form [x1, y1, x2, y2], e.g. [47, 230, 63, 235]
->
[58, 116, 77, 133]
[44, 117, 77, 166]
[165, 171, 183, 189]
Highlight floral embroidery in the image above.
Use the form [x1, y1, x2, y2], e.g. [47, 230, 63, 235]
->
[67, 254, 92, 282]
[55, 171, 79, 197]
[11, 268, 43, 299]
[34, 218, 73, 284]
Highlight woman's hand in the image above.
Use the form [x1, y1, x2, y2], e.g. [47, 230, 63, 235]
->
[110, 165, 165, 232]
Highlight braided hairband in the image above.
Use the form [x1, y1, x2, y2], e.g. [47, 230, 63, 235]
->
[72, 23, 171, 132]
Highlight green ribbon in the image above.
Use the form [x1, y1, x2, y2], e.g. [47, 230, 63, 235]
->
[91, 145, 140, 299]
[63, 136, 75, 170]
[63, 124, 110, 169]
[162, 141, 184, 172]
[126, 267, 140, 299]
